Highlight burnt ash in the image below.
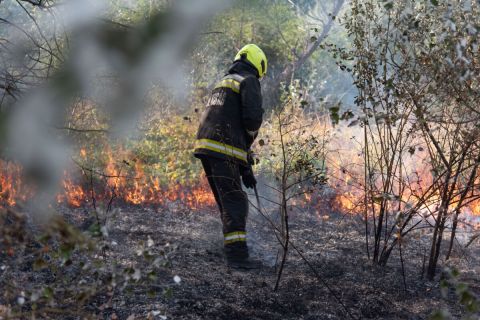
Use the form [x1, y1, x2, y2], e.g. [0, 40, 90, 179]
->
[1, 204, 479, 320]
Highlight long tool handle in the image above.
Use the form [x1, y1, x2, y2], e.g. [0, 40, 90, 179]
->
[253, 184, 261, 212]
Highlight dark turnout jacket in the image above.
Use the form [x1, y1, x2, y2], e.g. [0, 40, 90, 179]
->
[194, 61, 264, 166]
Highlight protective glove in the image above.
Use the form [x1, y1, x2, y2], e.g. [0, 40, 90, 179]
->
[247, 150, 255, 166]
[241, 166, 257, 189]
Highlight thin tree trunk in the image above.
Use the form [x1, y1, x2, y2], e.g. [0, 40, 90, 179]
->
[399, 240, 407, 292]
[428, 216, 447, 280]
[265, 0, 345, 106]
[275, 113, 290, 291]
[274, 195, 289, 291]
[446, 153, 480, 260]
[363, 120, 370, 259]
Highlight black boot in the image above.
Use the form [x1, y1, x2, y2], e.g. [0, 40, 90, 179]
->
[227, 256, 262, 270]
[224, 242, 262, 270]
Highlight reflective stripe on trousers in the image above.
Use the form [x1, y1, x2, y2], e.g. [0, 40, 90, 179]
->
[224, 231, 247, 245]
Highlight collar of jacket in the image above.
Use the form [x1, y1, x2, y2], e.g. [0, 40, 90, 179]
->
[227, 60, 259, 78]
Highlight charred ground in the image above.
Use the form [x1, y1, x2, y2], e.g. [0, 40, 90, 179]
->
[2, 204, 478, 320]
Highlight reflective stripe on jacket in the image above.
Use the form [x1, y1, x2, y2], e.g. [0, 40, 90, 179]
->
[196, 139, 248, 162]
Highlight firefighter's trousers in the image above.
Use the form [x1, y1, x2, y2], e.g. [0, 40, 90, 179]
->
[200, 157, 249, 260]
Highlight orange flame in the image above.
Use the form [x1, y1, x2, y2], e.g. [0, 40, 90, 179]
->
[57, 170, 86, 207]
[470, 200, 480, 216]
[0, 132, 476, 224]
[0, 160, 30, 207]
[0, 146, 216, 210]
[56, 148, 216, 209]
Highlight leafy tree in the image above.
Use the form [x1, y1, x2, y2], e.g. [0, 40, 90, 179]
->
[344, 0, 480, 277]
[191, 0, 349, 109]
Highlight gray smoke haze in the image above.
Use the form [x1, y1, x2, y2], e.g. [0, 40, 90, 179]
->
[5, 0, 232, 217]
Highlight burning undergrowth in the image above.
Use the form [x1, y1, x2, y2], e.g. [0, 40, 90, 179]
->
[56, 152, 216, 210]
[0, 153, 215, 211]
[1, 106, 480, 231]
[0, 109, 218, 211]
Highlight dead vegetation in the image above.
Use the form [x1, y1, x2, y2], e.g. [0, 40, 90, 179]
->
[2, 205, 478, 320]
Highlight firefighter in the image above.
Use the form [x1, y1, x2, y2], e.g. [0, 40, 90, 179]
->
[194, 44, 267, 269]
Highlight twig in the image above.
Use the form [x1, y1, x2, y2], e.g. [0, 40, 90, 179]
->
[250, 195, 358, 319]
[53, 126, 109, 133]
[399, 240, 407, 293]
[72, 158, 129, 179]
[465, 233, 480, 248]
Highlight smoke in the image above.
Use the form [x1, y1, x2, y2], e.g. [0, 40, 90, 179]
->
[4, 0, 232, 217]
[245, 176, 283, 267]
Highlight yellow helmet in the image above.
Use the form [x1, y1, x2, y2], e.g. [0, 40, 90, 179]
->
[234, 44, 268, 78]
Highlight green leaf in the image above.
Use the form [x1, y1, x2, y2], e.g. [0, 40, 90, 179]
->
[456, 283, 468, 294]
[59, 243, 74, 261]
[329, 105, 341, 125]
[148, 270, 157, 281]
[440, 279, 448, 298]
[430, 0, 438, 6]
[330, 112, 340, 125]
[385, 78, 394, 89]
[88, 223, 102, 237]
[147, 289, 156, 298]
[429, 310, 450, 320]
[451, 268, 460, 277]
[163, 287, 173, 299]
[329, 106, 340, 113]
[43, 287, 54, 300]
